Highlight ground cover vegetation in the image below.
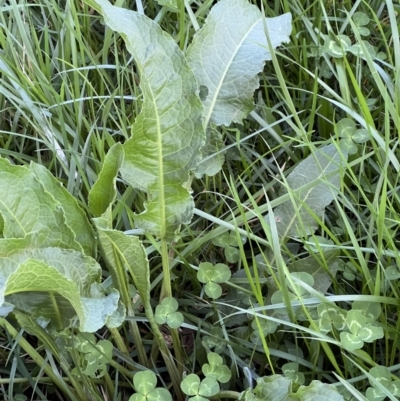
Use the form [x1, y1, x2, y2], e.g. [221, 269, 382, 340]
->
[0, 0, 399, 400]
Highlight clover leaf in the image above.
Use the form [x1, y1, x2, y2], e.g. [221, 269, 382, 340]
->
[366, 366, 400, 401]
[353, 11, 370, 36]
[336, 118, 370, 155]
[197, 262, 231, 299]
[154, 297, 184, 329]
[202, 327, 226, 354]
[315, 303, 347, 334]
[202, 352, 231, 383]
[181, 374, 219, 401]
[71, 333, 113, 378]
[212, 231, 246, 263]
[340, 310, 384, 351]
[250, 316, 279, 342]
[282, 362, 305, 385]
[129, 370, 172, 401]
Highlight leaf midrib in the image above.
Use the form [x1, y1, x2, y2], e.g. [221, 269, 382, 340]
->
[203, 15, 260, 128]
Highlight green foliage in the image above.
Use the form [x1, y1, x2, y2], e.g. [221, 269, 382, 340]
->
[201, 352, 231, 384]
[71, 333, 113, 378]
[0, 159, 120, 333]
[212, 231, 247, 263]
[240, 375, 344, 400]
[180, 374, 219, 401]
[129, 371, 172, 401]
[154, 297, 184, 329]
[1, 0, 400, 399]
[265, 144, 348, 238]
[197, 262, 231, 299]
[366, 366, 400, 401]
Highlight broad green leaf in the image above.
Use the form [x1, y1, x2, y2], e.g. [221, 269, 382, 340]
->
[194, 127, 225, 178]
[29, 162, 96, 256]
[265, 144, 347, 238]
[94, 227, 149, 306]
[186, 0, 292, 128]
[88, 143, 124, 218]
[253, 375, 291, 400]
[2, 249, 118, 332]
[0, 158, 81, 250]
[245, 376, 344, 401]
[295, 380, 344, 401]
[94, 0, 205, 240]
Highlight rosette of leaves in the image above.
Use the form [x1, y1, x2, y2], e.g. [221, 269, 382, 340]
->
[71, 333, 113, 379]
[154, 297, 184, 329]
[129, 371, 172, 401]
[366, 366, 400, 401]
[180, 374, 219, 401]
[212, 231, 247, 264]
[197, 262, 231, 299]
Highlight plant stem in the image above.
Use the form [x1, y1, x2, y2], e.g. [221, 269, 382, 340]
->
[160, 239, 184, 376]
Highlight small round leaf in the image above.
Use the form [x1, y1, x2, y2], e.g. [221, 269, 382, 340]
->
[181, 374, 200, 396]
[134, 371, 157, 395]
[205, 282, 222, 299]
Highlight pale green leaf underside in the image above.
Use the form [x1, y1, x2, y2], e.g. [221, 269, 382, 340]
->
[29, 162, 95, 256]
[266, 144, 347, 238]
[94, 226, 150, 306]
[0, 158, 81, 250]
[89, 142, 124, 218]
[95, 0, 205, 240]
[186, 0, 292, 128]
[0, 242, 118, 332]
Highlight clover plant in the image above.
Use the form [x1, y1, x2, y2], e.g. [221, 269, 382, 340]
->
[154, 297, 184, 329]
[129, 371, 172, 401]
[366, 366, 400, 401]
[212, 231, 247, 263]
[197, 262, 231, 299]
[181, 374, 219, 401]
[340, 309, 384, 351]
[71, 333, 113, 379]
